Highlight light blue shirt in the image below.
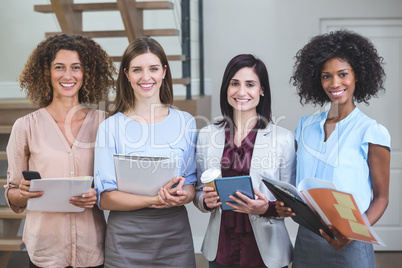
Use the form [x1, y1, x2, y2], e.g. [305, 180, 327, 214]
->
[94, 108, 197, 205]
[295, 107, 390, 213]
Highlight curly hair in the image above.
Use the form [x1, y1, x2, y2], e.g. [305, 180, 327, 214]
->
[290, 29, 385, 106]
[19, 34, 116, 107]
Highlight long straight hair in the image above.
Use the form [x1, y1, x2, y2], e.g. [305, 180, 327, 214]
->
[112, 36, 173, 115]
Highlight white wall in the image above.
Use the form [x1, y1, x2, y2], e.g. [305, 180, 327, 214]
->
[0, 0, 58, 97]
[1, 0, 402, 253]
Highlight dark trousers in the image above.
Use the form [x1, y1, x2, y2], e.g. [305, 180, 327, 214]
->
[29, 259, 104, 268]
[209, 260, 288, 268]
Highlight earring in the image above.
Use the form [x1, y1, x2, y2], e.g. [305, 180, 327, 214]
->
[128, 79, 130, 82]
[261, 93, 264, 96]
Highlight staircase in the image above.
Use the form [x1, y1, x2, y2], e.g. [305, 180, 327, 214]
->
[0, 99, 37, 267]
[34, 0, 192, 86]
[33, 0, 211, 117]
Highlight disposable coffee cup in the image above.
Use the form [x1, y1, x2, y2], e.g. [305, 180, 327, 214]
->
[201, 168, 221, 191]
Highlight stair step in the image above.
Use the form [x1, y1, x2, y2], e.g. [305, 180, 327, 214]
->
[172, 77, 191, 85]
[0, 238, 24, 251]
[0, 207, 26, 219]
[0, 151, 6, 161]
[172, 95, 211, 129]
[45, 29, 179, 39]
[0, 125, 12, 134]
[0, 178, 6, 188]
[136, 1, 173, 10]
[167, 55, 187, 61]
[144, 29, 180, 36]
[0, 99, 38, 125]
[34, 1, 173, 13]
[111, 54, 186, 62]
[0, 99, 36, 110]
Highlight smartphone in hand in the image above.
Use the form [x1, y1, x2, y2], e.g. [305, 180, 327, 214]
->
[22, 171, 41, 180]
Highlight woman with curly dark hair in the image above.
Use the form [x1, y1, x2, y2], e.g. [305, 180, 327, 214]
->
[5, 34, 116, 268]
[276, 30, 390, 267]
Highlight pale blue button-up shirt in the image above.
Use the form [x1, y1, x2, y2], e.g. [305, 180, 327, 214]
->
[295, 107, 390, 213]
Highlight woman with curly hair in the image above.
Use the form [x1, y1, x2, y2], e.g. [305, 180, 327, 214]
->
[5, 34, 116, 268]
[276, 30, 390, 267]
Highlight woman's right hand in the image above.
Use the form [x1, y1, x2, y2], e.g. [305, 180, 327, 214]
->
[275, 200, 295, 217]
[18, 179, 43, 200]
[203, 186, 221, 209]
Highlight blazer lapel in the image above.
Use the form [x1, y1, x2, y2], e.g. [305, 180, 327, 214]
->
[253, 124, 273, 156]
[249, 124, 274, 187]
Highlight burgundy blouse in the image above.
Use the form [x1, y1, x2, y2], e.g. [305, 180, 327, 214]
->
[215, 127, 277, 267]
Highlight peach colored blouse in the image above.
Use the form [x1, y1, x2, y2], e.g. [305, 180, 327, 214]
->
[5, 108, 107, 268]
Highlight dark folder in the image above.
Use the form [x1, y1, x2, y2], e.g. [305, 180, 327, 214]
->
[215, 175, 255, 210]
[262, 179, 334, 238]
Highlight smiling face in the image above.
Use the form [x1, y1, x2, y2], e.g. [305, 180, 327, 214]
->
[124, 52, 166, 103]
[227, 67, 263, 113]
[321, 57, 357, 107]
[50, 49, 83, 101]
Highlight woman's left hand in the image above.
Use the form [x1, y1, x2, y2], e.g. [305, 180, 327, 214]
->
[153, 182, 194, 208]
[320, 225, 353, 250]
[70, 188, 97, 208]
[227, 188, 269, 215]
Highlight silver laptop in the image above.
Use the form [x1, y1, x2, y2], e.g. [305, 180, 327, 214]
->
[114, 154, 178, 196]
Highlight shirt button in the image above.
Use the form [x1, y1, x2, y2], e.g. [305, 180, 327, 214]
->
[71, 171, 74, 175]
[250, 215, 257, 221]
[72, 225, 75, 229]
[69, 153, 73, 157]
[72, 243, 75, 247]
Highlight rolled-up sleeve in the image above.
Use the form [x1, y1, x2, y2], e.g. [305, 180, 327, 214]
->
[94, 119, 117, 208]
[182, 116, 197, 185]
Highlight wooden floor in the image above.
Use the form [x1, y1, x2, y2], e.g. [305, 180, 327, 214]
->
[7, 251, 402, 267]
[375, 252, 402, 268]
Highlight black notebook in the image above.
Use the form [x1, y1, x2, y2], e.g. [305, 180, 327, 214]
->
[262, 178, 334, 238]
[215, 175, 255, 210]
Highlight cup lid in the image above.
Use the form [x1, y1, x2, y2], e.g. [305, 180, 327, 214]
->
[201, 168, 221, 183]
